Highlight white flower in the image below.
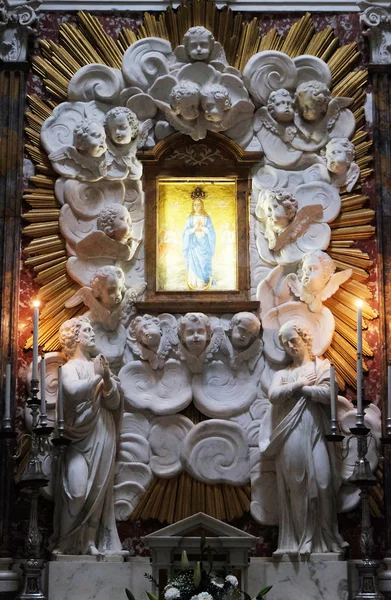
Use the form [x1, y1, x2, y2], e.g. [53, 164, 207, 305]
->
[165, 588, 181, 600]
[225, 576, 238, 587]
[198, 593, 213, 600]
[190, 595, 200, 600]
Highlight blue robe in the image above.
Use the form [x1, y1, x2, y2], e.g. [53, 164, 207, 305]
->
[182, 214, 216, 289]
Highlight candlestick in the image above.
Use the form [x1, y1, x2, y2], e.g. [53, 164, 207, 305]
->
[3, 363, 11, 429]
[32, 300, 40, 382]
[57, 366, 64, 435]
[40, 354, 47, 426]
[356, 300, 363, 425]
[330, 363, 337, 422]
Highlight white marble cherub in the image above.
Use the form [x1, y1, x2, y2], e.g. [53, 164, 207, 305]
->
[173, 26, 228, 69]
[65, 265, 146, 331]
[324, 137, 360, 191]
[126, 313, 178, 370]
[286, 250, 352, 313]
[104, 107, 152, 179]
[200, 83, 232, 126]
[75, 203, 140, 262]
[48, 117, 109, 181]
[177, 312, 224, 373]
[170, 81, 201, 121]
[223, 312, 263, 372]
[292, 80, 355, 152]
[253, 88, 305, 169]
[255, 188, 323, 253]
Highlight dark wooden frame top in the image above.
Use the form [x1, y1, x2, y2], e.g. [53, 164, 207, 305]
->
[138, 131, 261, 314]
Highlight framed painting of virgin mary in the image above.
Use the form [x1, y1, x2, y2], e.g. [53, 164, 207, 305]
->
[157, 178, 238, 293]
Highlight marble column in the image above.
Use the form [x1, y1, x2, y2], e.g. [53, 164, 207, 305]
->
[0, 0, 41, 595]
[360, 2, 391, 597]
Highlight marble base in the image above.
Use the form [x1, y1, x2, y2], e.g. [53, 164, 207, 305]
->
[0, 558, 20, 593]
[248, 556, 359, 600]
[47, 556, 152, 600]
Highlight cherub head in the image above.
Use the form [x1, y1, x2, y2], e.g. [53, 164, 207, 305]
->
[200, 84, 232, 123]
[74, 119, 107, 158]
[59, 316, 95, 360]
[228, 312, 261, 350]
[170, 81, 200, 121]
[182, 26, 214, 62]
[267, 88, 295, 123]
[97, 204, 132, 243]
[325, 137, 355, 175]
[105, 107, 139, 146]
[179, 312, 211, 356]
[90, 266, 126, 308]
[297, 250, 335, 295]
[295, 80, 331, 122]
[279, 320, 313, 362]
[132, 314, 162, 350]
[258, 188, 298, 248]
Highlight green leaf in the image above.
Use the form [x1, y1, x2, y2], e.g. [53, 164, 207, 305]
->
[125, 590, 136, 600]
[207, 546, 214, 574]
[241, 592, 252, 600]
[256, 586, 273, 599]
[194, 561, 201, 588]
[146, 591, 159, 600]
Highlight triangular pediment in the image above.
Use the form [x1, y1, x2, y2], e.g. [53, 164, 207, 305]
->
[144, 512, 256, 540]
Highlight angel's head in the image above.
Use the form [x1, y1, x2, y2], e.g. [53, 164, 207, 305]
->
[295, 80, 331, 122]
[90, 265, 126, 308]
[74, 119, 107, 158]
[105, 107, 139, 146]
[182, 26, 214, 62]
[267, 88, 295, 123]
[257, 188, 298, 248]
[297, 250, 336, 294]
[325, 137, 355, 175]
[200, 84, 232, 123]
[97, 204, 132, 243]
[170, 81, 200, 121]
[59, 316, 95, 359]
[279, 320, 314, 363]
[132, 314, 162, 349]
[179, 312, 211, 356]
[228, 312, 261, 350]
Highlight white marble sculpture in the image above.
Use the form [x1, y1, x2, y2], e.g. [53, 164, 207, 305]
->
[172, 26, 228, 70]
[254, 183, 340, 265]
[126, 313, 178, 369]
[177, 312, 224, 373]
[66, 266, 146, 331]
[50, 316, 125, 556]
[324, 137, 360, 191]
[259, 320, 347, 555]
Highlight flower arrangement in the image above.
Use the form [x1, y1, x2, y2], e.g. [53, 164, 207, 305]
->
[125, 536, 271, 600]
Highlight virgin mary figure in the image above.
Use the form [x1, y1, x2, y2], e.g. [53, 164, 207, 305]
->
[182, 187, 216, 290]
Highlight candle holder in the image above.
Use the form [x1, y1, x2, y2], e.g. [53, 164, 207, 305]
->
[347, 423, 383, 600]
[325, 418, 344, 442]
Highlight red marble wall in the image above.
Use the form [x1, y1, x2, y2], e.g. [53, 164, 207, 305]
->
[15, 9, 382, 559]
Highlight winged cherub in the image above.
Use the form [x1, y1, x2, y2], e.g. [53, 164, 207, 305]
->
[127, 313, 178, 370]
[286, 250, 352, 313]
[224, 312, 263, 372]
[177, 312, 224, 374]
[324, 137, 360, 192]
[65, 265, 147, 331]
[75, 203, 140, 262]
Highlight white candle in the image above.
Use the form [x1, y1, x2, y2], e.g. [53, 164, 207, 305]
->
[40, 355, 47, 419]
[388, 365, 391, 421]
[57, 366, 64, 424]
[32, 301, 40, 381]
[330, 363, 337, 422]
[4, 363, 11, 423]
[356, 301, 363, 417]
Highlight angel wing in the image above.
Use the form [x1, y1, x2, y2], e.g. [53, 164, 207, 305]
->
[345, 162, 360, 192]
[320, 268, 353, 301]
[326, 97, 353, 130]
[204, 326, 225, 361]
[160, 314, 179, 351]
[285, 273, 302, 298]
[137, 119, 154, 148]
[65, 287, 112, 324]
[76, 231, 133, 261]
[272, 204, 323, 251]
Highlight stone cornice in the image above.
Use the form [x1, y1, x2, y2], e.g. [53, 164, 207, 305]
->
[0, 0, 41, 61]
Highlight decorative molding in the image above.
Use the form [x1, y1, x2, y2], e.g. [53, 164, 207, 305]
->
[41, 0, 367, 11]
[0, 0, 41, 62]
[360, 0, 391, 64]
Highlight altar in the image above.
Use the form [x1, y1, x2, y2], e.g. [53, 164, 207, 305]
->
[0, 1, 391, 600]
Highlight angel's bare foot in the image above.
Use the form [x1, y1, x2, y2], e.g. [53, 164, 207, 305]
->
[87, 543, 103, 557]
